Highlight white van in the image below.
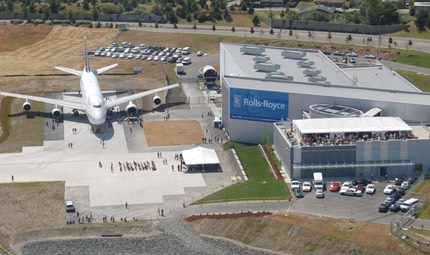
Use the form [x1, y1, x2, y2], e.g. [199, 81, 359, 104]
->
[400, 198, 419, 212]
[182, 57, 191, 65]
[182, 47, 191, 55]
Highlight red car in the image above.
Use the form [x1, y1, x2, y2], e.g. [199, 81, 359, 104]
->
[330, 181, 341, 192]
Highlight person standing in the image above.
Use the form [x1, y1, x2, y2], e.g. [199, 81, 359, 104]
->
[11, 175, 14, 182]
[125, 201, 128, 209]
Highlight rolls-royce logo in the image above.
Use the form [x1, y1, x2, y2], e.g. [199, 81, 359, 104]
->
[233, 94, 241, 108]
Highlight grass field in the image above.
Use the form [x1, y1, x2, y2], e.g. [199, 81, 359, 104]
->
[392, 51, 430, 69]
[395, 70, 430, 92]
[194, 142, 290, 203]
[411, 180, 430, 219]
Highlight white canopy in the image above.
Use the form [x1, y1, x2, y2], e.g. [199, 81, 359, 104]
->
[294, 117, 412, 134]
[182, 146, 220, 165]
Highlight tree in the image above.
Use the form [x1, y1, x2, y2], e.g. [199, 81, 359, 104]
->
[346, 34, 353, 41]
[91, 6, 99, 21]
[359, 0, 382, 25]
[212, 24, 216, 31]
[289, 29, 293, 37]
[155, 22, 159, 28]
[270, 28, 274, 35]
[231, 26, 235, 32]
[327, 32, 332, 41]
[174, 23, 177, 29]
[415, 10, 429, 31]
[82, 0, 90, 11]
[408, 39, 413, 46]
[95, 22, 101, 28]
[388, 37, 393, 44]
[193, 24, 197, 29]
[250, 27, 254, 33]
[252, 15, 260, 26]
[248, 6, 254, 15]
[167, 12, 178, 24]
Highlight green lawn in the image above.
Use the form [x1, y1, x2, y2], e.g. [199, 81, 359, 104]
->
[194, 142, 290, 204]
[392, 51, 430, 69]
[395, 70, 430, 92]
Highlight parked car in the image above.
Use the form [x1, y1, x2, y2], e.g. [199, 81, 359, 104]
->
[384, 197, 396, 205]
[389, 191, 402, 201]
[302, 181, 312, 192]
[383, 185, 396, 195]
[196, 51, 204, 56]
[395, 187, 406, 196]
[330, 181, 341, 192]
[349, 57, 356, 64]
[65, 201, 76, 213]
[344, 188, 363, 197]
[364, 54, 376, 59]
[315, 189, 325, 198]
[291, 180, 301, 190]
[401, 181, 410, 189]
[347, 52, 358, 57]
[355, 184, 366, 193]
[333, 51, 344, 56]
[394, 177, 404, 185]
[379, 203, 390, 213]
[366, 184, 376, 194]
[352, 179, 370, 186]
[332, 57, 339, 63]
[293, 188, 304, 198]
[408, 177, 417, 185]
[389, 202, 401, 212]
[339, 182, 351, 195]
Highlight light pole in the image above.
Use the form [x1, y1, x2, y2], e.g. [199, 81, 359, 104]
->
[378, 14, 385, 48]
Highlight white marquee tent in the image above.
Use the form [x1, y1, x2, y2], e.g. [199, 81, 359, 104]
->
[182, 146, 220, 166]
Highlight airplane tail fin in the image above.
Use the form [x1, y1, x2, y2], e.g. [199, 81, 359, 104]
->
[84, 37, 90, 73]
[55, 37, 117, 76]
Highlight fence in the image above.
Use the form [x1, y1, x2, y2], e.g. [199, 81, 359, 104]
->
[391, 172, 430, 253]
[258, 16, 407, 35]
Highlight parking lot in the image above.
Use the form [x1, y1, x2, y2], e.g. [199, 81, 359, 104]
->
[93, 41, 204, 65]
[291, 180, 419, 225]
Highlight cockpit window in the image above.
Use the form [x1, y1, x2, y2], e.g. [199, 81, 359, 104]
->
[93, 105, 102, 108]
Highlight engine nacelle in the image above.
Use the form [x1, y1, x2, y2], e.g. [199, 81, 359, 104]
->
[52, 108, 62, 118]
[126, 102, 138, 116]
[153, 95, 161, 105]
[23, 101, 32, 111]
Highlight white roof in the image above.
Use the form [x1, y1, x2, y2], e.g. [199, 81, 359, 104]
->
[294, 117, 412, 134]
[182, 146, 220, 165]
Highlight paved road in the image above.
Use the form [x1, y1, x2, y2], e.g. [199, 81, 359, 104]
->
[128, 22, 430, 52]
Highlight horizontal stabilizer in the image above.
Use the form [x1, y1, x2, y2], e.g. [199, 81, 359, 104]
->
[94, 63, 118, 75]
[55, 66, 83, 76]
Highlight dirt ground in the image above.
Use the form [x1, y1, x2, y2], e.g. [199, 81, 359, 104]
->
[0, 182, 65, 248]
[191, 213, 422, 255]
[143, 120, 203, 146]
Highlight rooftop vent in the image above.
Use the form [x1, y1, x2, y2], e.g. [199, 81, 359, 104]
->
[297, 60, 315, 68]
[254, 63, 280, 72]
[308, 76, 327, 82]
[266, 73, 294, 81]
[303, 69, 321, 76]
[282, 50, 306, 59]
[240, 46, 265, 55]
[253, 56, 270, 63]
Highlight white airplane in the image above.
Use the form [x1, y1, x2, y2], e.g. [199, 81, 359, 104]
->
[0, 38, 179, 126]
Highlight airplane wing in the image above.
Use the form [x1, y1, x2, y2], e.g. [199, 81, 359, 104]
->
[105, 84, 179, 109]
[0, 91, 85, 111]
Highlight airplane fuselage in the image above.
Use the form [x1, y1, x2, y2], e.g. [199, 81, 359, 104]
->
[80, 71, 107, 126]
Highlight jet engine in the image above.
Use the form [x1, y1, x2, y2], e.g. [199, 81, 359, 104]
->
[52, 108, 62, 118]
[126, 101, 138, 116]
[153, 95, 161, 105]
[23, 101, 32, 111]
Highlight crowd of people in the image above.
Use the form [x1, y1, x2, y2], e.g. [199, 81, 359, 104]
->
[286, 129, 416, 147]
[117, 160, 157, 171]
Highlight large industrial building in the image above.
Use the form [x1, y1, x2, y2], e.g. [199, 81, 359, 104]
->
[220, 42, 430, 179]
